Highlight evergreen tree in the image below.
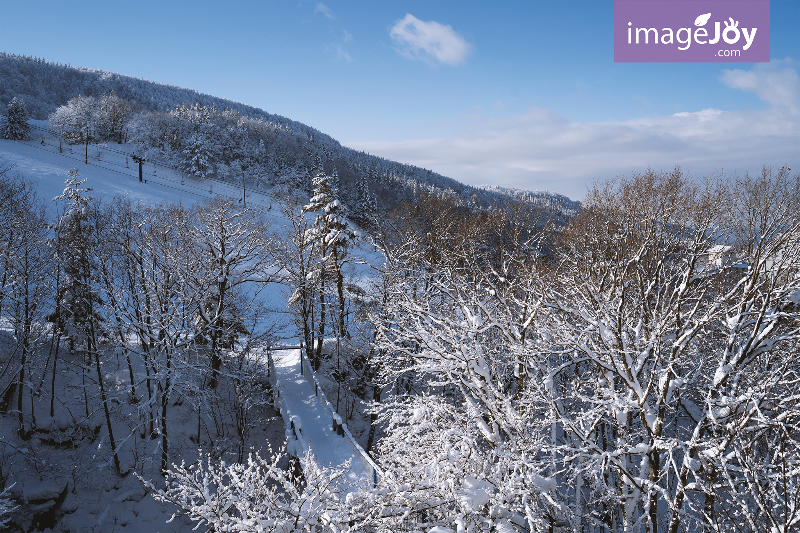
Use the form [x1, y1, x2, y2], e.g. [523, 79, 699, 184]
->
[1, 97, 31, 140]
[53, 169, 121, 473]
[53, 170, 103, 353]
[354, 172, 377, 223]
[180, 132, 214, 179]
[329, 167, 340, 194]
[303, 167, 358, 358]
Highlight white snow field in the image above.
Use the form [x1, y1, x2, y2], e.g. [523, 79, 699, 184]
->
[0, 120, 281, 213]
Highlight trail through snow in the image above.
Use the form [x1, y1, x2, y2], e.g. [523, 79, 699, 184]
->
[271, 347, 369, 482]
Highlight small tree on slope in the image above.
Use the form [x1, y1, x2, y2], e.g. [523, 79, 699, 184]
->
[1, 97, 31, 140]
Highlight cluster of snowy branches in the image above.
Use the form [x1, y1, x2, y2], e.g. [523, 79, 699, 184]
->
[147, 449, 368, 533]
[362, 167, 800, 533]
[0, 484, 16, 529]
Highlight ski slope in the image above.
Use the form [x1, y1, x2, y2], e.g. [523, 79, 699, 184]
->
[0, 120, 280, 213]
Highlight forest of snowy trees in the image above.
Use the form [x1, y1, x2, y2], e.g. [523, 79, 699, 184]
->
[1, 53, 798, 533]
[359, 168, 800, 533]
[140, 165, 800, 533]
[1, 148, 797, 532]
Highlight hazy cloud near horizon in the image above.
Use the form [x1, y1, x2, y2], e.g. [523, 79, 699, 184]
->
[390, 14, 472, 66]
[348, 61, 799, 200]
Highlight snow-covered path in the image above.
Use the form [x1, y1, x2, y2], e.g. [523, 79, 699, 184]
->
[271, 347, 375, 483]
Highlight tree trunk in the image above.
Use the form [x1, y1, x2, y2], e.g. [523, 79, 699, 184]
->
[17, 337, 26, 437]
[159, 349, 172, 476]
[91, 334, 121, 474]
[334, 250, 346, 338]
[315, 276, 326, 363]
[365, 384, 380, 453]
[50, 334, 60, 418]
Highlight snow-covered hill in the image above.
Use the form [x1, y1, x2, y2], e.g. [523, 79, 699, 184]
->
[0, 52, 578, 217]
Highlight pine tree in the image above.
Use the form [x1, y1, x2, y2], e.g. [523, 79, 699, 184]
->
[180, 132, 213, 179]
[302, 167, 358, 358]
[354, 172, 376, 224]
[53, 169, 121, 473]
[1, 97, 31, 140]
[330, 167, 340, 194]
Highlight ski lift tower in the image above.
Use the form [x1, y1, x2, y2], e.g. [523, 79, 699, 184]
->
[131, 155, 145, 183]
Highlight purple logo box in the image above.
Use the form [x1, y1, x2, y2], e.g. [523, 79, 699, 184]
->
[615, 0, 770, 62]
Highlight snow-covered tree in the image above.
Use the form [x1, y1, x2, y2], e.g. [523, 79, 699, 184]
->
[146, 449, 364, 533]
[6, 182, 50, 437]
[0, 170, 51, 438]
[101, 200, 201, 473]
[48, 95, 95, 145]
[369, 167, 800, 532]
[191, 197, 274, 389]
[1, 97, 31, 140]
[52, 169, 123, 473]
[95, 90, 135, 143]
[303, 167, 358, 358]
[275, 195, 322, 364]
[180, 131, 214, 179]
[52, 170, 103, 356]
[370, 227, 561, 532]
[353, 172, 377, 224]
[535, 168, 800, 533]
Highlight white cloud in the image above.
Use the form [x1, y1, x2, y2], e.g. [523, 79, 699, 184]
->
[314, 2, 335, 20]
[347, 63, 799, 200]
[390, 14, 471, 66]
[721, 59, 800, 111]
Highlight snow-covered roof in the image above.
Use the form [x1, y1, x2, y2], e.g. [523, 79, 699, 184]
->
[707, 244, 733, 254]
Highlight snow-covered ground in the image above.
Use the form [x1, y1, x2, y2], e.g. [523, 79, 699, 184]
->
[0, 322, 286, 532]
[272, 347, 372, 482]
[0, 120, 283, 214]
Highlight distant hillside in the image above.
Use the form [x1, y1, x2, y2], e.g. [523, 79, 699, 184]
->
[0, 52, 578, 218]
[479, 185, 580, 217]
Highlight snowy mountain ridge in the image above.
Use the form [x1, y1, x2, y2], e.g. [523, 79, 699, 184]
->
[1, 51, 578, 217]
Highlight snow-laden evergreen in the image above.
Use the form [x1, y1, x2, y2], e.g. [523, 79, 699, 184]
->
[1, 97, 31, 140]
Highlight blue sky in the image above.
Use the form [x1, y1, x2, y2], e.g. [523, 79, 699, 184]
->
[1, 0, 798, 200]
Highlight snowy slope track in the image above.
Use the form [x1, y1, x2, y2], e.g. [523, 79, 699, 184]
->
[269, 346, 380, 485]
